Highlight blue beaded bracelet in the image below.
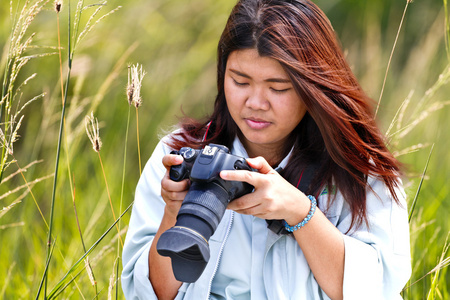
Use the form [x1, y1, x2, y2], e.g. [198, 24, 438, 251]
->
[282, 195, 317, 232]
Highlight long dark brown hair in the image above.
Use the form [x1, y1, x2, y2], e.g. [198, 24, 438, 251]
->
[168, 0, 401, 231]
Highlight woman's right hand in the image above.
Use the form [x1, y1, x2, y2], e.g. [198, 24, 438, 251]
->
[149, 154, 189, 299]
[161, 154, 190, 220]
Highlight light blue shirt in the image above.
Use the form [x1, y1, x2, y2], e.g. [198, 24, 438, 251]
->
[209, 213, 253, 300]
[121, 135, 411, 299]
[209, 139, 293, 300]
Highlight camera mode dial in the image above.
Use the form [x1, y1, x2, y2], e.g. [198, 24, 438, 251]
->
[180, 147, 196, 162]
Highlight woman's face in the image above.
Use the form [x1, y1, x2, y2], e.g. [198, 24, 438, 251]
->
[224, 48, 307, 158]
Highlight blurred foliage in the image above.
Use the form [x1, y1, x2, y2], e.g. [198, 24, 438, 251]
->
[0, 0, 449, 298]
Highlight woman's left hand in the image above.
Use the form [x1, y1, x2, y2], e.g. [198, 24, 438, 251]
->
[222, 157, 345, 300]
[220, 156, 310, 225]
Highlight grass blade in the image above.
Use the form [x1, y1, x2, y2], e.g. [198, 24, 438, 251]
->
[35, 236, 57, 300]
[46, 201, 133, 299]
[444, 0, 449, 61]
[43, 2, 72, 297]
[375, 1, 410, 117]
[408, 144, 434, 222]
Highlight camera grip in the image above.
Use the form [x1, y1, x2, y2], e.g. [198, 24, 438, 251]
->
[169, 164, 188, 181]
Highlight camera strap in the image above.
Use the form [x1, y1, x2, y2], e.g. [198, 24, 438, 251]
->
[266, 163, 318, 235]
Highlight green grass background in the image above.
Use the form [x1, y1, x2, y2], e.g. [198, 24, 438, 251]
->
[0, 0, 449, 299]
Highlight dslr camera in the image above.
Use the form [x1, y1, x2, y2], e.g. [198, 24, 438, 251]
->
[156, 144, 254, 282]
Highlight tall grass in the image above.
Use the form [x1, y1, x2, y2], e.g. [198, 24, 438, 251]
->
[0, 0, 448, 299]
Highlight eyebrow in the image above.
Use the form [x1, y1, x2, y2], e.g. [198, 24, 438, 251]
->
[229, 69, 291, 83]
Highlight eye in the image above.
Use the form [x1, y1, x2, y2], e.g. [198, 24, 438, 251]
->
[232, 78, 248, 87]
[270, 87, 291, 93]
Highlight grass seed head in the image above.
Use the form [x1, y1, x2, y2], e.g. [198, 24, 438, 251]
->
[108, 270, 116, 300]
[126, 82, 134, 106]
[84, 257, 96, 286]
[134, 95, 142, 108]
[55, 1, 62, 12]
[85, 112, 102, 152]
[127, 64, 146, 108]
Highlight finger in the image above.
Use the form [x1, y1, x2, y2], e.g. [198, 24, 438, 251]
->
[162, 191, 186, 217]
[162, 154, 184, 170]
[161, 178, 189, 202]
[230, 204, 261, 216]
[227, 195, 261, 215]
[229, 200, 275, 219]
[161, 189, 188, 202]
[246, 156, 275, 174]
[229, 194, 278, 219]
[161, 173, 190, 192]
[220, 169, 263, 185]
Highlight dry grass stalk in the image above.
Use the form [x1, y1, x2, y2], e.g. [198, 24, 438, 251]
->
[0, 174, 52, 201]
[10, 156, 53, 227]
[1, 159, 43, 183]
[405, 231, 450, 291]
[375, 0, 411, 116]
[107, 261, 116, 300]
[84, 256, 96, 286]
[85, 112, 124, 248]
[413, 65, 450, 115]
[0, 261, 16, 298]
[445, 0, 450, 60]
[75, 2, 122, 49]
[10, 1, 48, 57]
[12, 72, 36, 101]
[90, 227, 127, 265]
[15, 92, 45, 119]
[2, 0, 124, 298]
[127, 63, 146, 175]
[396, 93, 412, 137]
[0, 185, 39, 219]
[73, 0, 85, 45]
[397, 101, 450, 139]
[385, 90, 413, 138]
[412, 226, 441, 274]
[0, 200, 22, 219]
[0, 173, 52, 228]
[393, 143, 430, 157]
[1, 0, 50, 181]
[0, 222, 24, 230]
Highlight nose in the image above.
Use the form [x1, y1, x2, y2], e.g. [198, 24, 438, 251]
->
[245, 87, 270, 111]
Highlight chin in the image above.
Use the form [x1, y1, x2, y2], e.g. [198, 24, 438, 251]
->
[244, 135, 279, 147]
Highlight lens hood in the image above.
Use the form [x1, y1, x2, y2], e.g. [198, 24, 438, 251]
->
[156, 226, 210, 283]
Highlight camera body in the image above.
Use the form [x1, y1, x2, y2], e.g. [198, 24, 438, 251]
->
[157, 144, 254, 282]
[169, 144, 253, 199]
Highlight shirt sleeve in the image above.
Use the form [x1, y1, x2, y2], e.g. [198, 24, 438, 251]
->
[337, 177, 411, 299]
[121, 138, 171, 299]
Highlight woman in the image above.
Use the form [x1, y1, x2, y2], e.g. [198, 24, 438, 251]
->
[122, 0, 411, 299]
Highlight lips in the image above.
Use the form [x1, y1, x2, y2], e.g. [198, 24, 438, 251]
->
[244, 117, 272, 130]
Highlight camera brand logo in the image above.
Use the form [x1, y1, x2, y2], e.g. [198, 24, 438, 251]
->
[202, 145, 218, 156]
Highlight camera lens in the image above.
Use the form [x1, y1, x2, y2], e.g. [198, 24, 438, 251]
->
[161, 144, 254, 283]
[156, 181, 229, 282]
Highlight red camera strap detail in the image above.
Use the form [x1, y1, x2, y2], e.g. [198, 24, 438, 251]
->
[202, 121, 212, 142]
[296, 167, 324, 199]
[296, 169, 304, 189]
